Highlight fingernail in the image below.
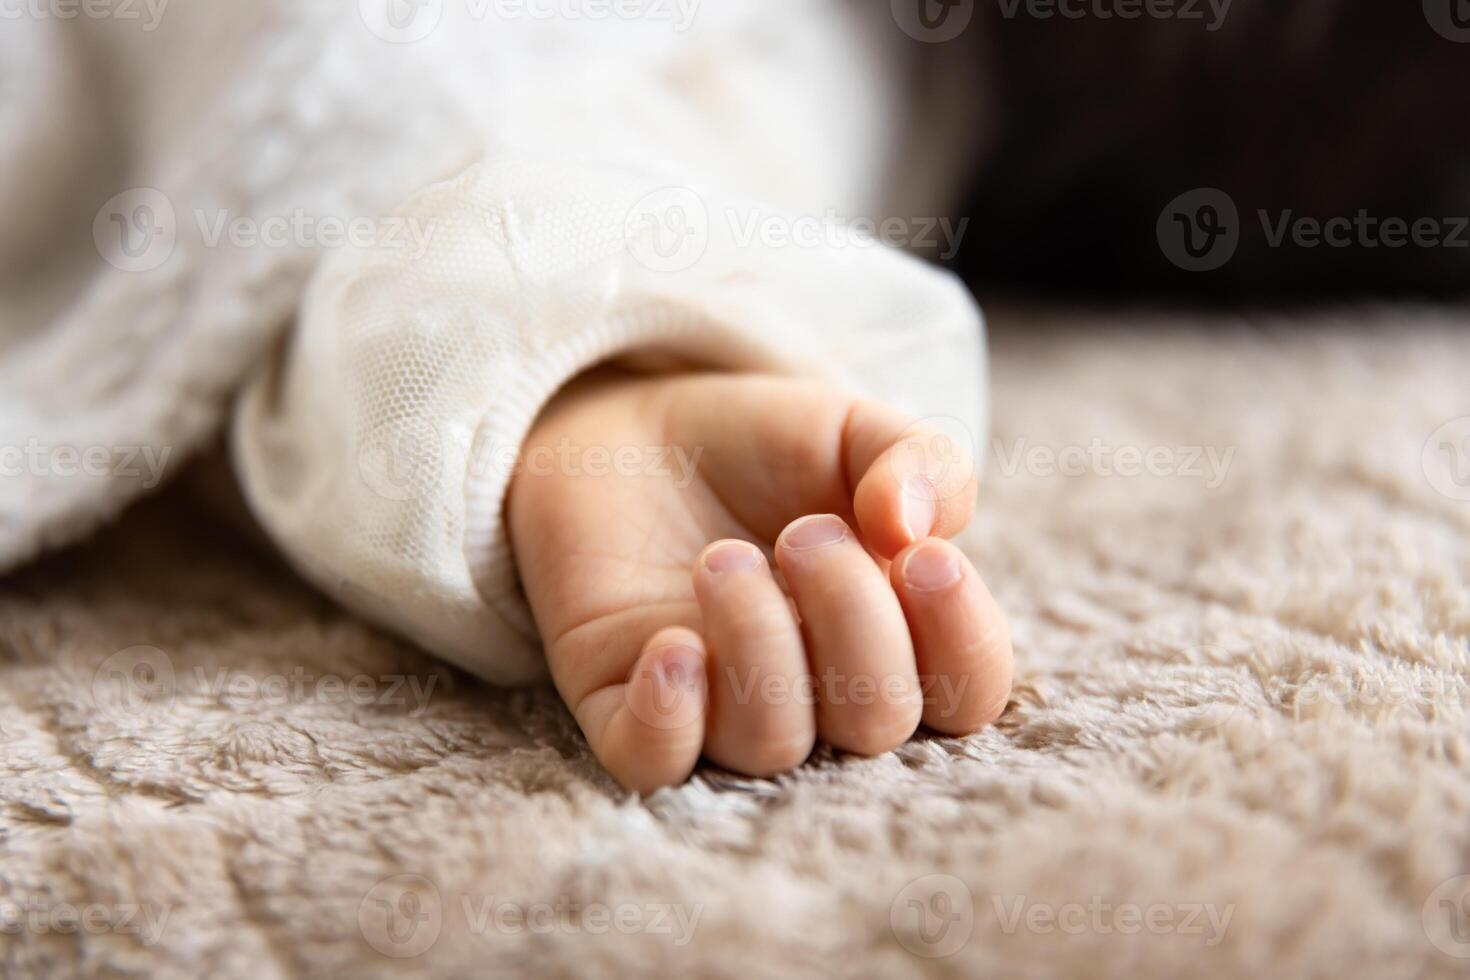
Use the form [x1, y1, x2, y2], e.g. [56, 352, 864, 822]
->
[703, 541, 763, 574]
[901, 475, 938, 541]
[902, 542, 962, 593]
[780, 515, 848, 551]
[654, 646, 705, 694]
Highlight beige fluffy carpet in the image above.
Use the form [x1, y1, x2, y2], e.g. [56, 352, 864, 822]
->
[3, 306, 1469, 979]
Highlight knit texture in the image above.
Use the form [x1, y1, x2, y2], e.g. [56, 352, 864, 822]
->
[232, 154, 984, 683]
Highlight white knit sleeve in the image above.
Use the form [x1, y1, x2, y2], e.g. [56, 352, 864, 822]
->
[231, 152, 987, 685]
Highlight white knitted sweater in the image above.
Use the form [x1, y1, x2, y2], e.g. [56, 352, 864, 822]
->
[0, 1, 987, 683]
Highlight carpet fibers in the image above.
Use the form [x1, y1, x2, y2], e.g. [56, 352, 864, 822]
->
[2, 306, 1468, 978]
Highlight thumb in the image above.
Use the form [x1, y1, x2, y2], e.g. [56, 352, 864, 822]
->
[845, 401, 979, 560]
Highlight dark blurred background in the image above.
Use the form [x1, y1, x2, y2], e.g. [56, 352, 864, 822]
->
[943, 1, 1470, 304]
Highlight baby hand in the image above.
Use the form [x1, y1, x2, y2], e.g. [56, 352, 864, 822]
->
[507, 370, 1012, 793]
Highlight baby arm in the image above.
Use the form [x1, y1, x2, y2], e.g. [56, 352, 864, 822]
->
[231, 150, 1010, 790]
